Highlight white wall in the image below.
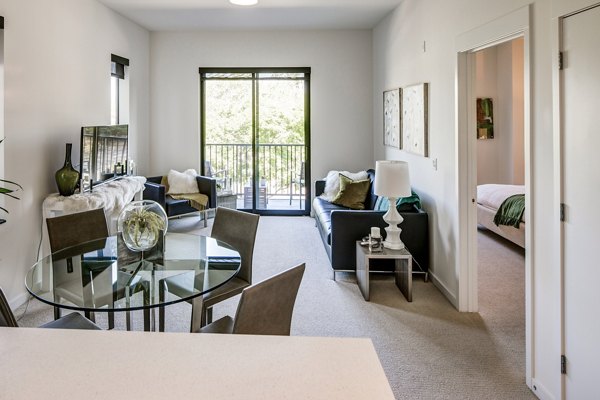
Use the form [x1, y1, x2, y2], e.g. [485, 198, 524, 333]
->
[373, 0, 590, 398]
[149, 30, 373, 185]
[0, 0, 149, 306]
[476, 39, 525, 185]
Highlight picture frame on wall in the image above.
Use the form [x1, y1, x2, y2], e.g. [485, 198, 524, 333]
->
[383, 88, 401, 149]
[476, 98, 494, 139]
[402, 82, 429, 157]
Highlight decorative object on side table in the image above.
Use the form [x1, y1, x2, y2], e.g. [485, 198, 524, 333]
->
[118, 200, 167, 252]
[374, 160, 411, 250]
[55, 143, 80, 196]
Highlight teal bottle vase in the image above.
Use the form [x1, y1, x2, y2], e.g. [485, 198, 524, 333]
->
[55, 143, 80, 196]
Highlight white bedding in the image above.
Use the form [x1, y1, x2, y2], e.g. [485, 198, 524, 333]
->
[477, 184, 525, 223]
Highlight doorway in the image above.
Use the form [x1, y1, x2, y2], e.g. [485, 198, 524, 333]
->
[200, 68, 311, 216]
[455, 5, 533, 389]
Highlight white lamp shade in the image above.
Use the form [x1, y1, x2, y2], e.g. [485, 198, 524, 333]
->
[374, 160, 411, 198]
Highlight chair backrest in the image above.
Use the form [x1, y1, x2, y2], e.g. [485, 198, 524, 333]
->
[46, 208, 109, 253]
[211, 207, 260, 284]
[0, 287, 19, 327]
[232, 263, 305, 336]
[204, 161, 217, 178]
[299, 161, 305, 180]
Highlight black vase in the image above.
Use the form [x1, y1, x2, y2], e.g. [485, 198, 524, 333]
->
[55, 143, 79, 196]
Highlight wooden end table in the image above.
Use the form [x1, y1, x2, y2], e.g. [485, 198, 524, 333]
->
[355, 241, 413, 302]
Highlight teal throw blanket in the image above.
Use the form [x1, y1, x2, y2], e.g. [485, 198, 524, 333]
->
[374, 190, 422, 212]
[493, 194, 525, 228]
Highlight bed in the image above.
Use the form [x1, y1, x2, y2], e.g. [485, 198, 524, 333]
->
[477, 184, 525, 248]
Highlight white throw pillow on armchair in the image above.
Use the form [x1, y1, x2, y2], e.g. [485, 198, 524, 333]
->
[320, 170, 369, 201]
[167, 169, 199, 194]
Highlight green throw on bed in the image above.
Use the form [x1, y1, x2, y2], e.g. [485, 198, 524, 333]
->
[493, 194, 525, 228]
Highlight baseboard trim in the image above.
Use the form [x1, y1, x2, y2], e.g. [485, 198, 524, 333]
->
[530, 378, 554, 400]
[429, 271, 459, 309]
[9, 290, 31, 310]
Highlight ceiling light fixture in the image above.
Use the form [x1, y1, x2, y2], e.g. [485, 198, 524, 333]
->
[229, 0, 258, 5]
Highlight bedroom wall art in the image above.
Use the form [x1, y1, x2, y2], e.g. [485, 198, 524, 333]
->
[383, 88, 401, 148]
[402, 82, 429, 157]
[476, 97, 494, 139]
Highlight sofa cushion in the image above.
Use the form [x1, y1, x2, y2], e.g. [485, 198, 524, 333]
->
[313, 197, 348, 245]
[332, 174, 371, 210]
[321, 170, 368, 202]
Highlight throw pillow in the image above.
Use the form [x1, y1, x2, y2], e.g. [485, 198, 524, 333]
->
[331, 174, 371, 210]
[321, 170, 368, 201]
[167, 169, 199, 194]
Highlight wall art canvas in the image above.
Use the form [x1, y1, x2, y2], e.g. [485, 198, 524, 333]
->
[402, 83, 429, 157]
[383, 89, 401, 148]
[476, 98, 494, 139]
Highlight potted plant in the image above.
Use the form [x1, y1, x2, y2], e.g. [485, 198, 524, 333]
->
[118, 200, 168, 252]
[0, 139, 22, 225]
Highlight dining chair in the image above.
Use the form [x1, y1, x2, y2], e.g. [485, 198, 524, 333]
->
[289, 161, 305, 208]
[160, 207, 259, 332]
[0, 287, 101, 330]
[193, 263, 305, 335]
[46, 208, 114, 327]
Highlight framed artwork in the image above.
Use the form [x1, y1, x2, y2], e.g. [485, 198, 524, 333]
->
[383, 89, 401, 148]
[476, 98, 494, 139]
[402, 82, 429, 157]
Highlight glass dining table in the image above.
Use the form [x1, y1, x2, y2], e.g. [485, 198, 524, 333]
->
[25, 232, 241, 331]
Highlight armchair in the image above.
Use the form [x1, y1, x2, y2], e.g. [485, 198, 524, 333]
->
[143, 174, 217, 227]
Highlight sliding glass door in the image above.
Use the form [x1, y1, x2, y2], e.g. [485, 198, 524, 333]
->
[200, 68, 310, 215]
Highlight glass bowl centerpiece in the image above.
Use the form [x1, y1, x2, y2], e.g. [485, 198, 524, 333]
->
[118, 200, 168, 252]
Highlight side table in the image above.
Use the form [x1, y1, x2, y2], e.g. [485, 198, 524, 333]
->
[355, 241, 413, 302]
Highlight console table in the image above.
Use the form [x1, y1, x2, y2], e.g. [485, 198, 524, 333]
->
[355, 241, 413, 302]
[41, 176, 145, 255]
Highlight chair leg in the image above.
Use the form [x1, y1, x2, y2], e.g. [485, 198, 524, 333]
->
[54, 307, 61, 320]
[206, 306, 213, 325]
[108, 311, 115, 330]
[85, 311, 96, 322]
[203, 210, 207, 228]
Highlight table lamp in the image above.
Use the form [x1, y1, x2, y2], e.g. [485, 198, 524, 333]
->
[374, 160, 411, 250]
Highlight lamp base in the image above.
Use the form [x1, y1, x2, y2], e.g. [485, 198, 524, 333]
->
[382, 197, 405, 250]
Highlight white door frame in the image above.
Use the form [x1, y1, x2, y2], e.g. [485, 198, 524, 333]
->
[455, 5, 533, 388]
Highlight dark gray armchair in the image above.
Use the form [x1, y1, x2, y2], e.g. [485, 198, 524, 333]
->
[143, 175, 217, 227]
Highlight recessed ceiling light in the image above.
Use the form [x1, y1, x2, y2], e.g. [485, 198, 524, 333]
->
[229, 0, 258, 5]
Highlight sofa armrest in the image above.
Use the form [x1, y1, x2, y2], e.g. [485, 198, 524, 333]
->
[329, 209, 429, 272]
[143, 181, 166, 210]
[315, 180, 325, 197]
[196, 176, 217, 209]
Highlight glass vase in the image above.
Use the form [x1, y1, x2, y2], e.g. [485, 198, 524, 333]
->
[118, 200, 168, 252]
[55, 143, 80, 196]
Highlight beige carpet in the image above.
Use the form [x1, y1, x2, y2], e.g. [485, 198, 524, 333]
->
[16, 216, 535, 399]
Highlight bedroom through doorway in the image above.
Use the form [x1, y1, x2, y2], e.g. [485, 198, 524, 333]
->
[473, 36, 527, 373]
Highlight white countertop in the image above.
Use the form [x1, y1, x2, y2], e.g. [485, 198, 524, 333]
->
[0, 327, 394, 399]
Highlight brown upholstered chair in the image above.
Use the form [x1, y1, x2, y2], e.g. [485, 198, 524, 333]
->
[194, 263, 305, 335]
[161, 207, 259, 332]
[0, 287, 101, 330]
[46, 208, 113, 327]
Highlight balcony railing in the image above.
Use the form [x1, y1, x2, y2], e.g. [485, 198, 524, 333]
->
[205, 144, 305, 200]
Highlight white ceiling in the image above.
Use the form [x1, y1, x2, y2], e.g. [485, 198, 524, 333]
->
[96, 0, 404, 31]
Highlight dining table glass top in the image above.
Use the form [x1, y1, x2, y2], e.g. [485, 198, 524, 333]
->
[25, 232, 241, 312]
